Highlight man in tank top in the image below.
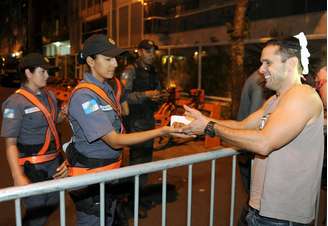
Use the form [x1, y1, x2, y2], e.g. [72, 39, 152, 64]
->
[181, 33, 324, 226]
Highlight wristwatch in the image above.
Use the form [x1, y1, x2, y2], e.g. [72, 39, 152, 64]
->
[204, 121, 216, 137]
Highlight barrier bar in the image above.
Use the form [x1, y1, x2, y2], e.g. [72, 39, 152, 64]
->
[15, 198, 22, 226]
[229, 155, 237, 226]
[134, 175, 140, 226]
[0, 148, 239, 202]
[187, 164, 193, 226]
[209, 159, 216, 226]
[60, 190, 66, 226]
[100, 182, 105, 226]
[162, 169, 167, 226]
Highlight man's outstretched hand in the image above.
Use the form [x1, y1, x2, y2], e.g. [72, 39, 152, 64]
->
[182, 105, 210, 136]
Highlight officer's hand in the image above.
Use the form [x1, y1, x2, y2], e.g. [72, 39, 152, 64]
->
[61, 102, 68, 116]
[160, 126, 196, 138]
[14, 175, 30, 186]
[53, 161, 68, 179]
[145, 90, 161, 101]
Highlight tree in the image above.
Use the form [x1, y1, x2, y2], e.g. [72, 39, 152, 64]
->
[229, 0, 249, 118]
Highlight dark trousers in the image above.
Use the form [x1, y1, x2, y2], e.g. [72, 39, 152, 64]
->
[246, 207, 310, 226]
[23, 192, 59, 226]
[70, 184, 116, 226]
[22, 157, 63, 226]
[129, 139, 154, 187]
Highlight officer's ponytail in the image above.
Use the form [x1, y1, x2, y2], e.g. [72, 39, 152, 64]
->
[77, 51, 86, 64]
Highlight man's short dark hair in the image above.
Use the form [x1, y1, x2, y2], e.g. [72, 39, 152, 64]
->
[265, 37, 303, 74]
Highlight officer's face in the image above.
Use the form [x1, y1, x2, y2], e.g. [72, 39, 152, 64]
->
[88, 54, 118, 80]
[140, 48, 155, 65]
[26, 67, 49, 88]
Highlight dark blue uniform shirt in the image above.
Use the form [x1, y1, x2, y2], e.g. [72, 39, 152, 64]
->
[68, 73, 121, 161]
[1, 86, 58, 145]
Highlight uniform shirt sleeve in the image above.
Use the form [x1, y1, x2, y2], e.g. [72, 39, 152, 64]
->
[1, 95, 24, 138]
[121, 65, 148, 104]
[69, 91, 114, 143]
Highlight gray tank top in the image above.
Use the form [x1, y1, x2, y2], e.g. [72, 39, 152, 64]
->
[250, 95, 324, 224]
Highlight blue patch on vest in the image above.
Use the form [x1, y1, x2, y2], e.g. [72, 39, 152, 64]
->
[82, 99, 99, 114]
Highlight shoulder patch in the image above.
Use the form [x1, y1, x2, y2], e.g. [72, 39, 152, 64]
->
[82, 99, 99, 114]
[3, 108, 15, 119]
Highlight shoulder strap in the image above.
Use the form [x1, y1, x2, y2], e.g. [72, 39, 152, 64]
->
[113, 77, 122, 103]
[16, 88, 60, 154]
[69, 82, 125, 133]
[72, 82, 122, 116]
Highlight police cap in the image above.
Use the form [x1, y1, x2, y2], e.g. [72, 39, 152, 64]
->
[138, 39, 158, 50]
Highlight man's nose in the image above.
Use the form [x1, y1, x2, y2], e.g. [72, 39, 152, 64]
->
[259, 64, 265, 74]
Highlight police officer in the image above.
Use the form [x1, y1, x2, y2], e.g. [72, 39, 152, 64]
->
[121, 39, 161, 181]
[67, 34, 180, 226]
[1, 53, 68, 226]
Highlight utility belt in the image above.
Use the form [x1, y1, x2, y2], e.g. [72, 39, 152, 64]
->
[18, 142, 60, 166]
[66, 142, 121, 176]
[18, 142, 62, 183]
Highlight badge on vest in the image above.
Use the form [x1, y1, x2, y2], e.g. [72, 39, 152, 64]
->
[3, 108, 15, 119]
[82, 99, 99, 114]
[24, 107, 40, 114]
[100, 105, 113, 111]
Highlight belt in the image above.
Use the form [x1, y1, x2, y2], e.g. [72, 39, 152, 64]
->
[18, 152, 59, 166]
[68, 158, 122, 177]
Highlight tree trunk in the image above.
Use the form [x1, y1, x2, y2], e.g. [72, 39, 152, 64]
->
[230, 0, 248, 119]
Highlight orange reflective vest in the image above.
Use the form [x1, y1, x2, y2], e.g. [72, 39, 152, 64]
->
[16, 88, 61, 165]
[113, 77, 122, 104]
[67, 82, 123, 176]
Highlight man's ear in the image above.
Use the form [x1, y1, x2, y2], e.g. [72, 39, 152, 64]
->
[287, 56, 298, 68]
[285, 56, 300, 75]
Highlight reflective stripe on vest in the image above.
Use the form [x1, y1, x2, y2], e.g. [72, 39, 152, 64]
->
[113, 77, 122, 104]
[16, 88, 60, 165]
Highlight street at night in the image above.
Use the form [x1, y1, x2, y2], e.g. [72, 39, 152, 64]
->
[0, 0, 326, 226]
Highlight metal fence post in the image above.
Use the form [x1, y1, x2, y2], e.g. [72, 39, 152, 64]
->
[229, 155, 237, 226]
[100, 182, 105, 226]
[15, 198, 22, 226]
[60, 190, 66, 226]
[187, 164, 193, 226]
[162, 169, 167, 226]
[209, 159, 216, 226]
[134, 175, 140, 226]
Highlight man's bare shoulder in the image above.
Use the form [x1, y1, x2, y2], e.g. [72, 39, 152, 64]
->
[284, 84, 321, 103]
[279, 84, 322, 119]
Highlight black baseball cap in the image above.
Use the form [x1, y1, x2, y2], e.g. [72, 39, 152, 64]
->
[82, 34, 126, 58]
[138, 39, 158, 50]
[20, 53, 57, 70]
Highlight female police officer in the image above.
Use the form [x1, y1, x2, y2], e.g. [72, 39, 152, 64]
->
[1, 53, 68, 226]
[66, 34, 181, 226]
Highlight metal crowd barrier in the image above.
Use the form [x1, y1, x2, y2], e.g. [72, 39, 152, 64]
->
[0, 148, 322, 226]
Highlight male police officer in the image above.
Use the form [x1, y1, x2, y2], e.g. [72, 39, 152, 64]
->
[121, 40, 161, 215]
